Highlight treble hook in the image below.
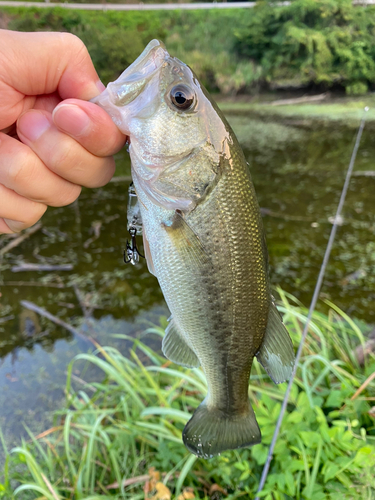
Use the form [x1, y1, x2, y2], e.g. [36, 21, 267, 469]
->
[124, 226, 144, 265]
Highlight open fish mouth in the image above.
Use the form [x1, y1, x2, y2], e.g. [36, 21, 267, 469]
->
[91, 40, 168, 113]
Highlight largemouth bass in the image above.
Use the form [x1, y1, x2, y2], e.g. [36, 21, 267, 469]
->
[93, 40, 295, 458]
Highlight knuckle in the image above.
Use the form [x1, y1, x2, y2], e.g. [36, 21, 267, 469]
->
[24, 203, 47, 227]
[61, 33, 90, 65]
[6, 147, 40, 187]
[5, 202, 47, 232]
[6, 161, 23, 186]
[60, 33, 86, 52]
[83, 157, 116, 188]
[53, 184, 81, 207]
[51, 142, 76, 174]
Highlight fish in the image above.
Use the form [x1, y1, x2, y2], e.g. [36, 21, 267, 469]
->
[92, 40, 295, 458]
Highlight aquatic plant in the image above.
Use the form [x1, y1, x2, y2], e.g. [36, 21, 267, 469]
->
[0, 291, 374, 499]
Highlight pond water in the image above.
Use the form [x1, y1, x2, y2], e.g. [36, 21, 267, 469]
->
[0, 109, 374, 448]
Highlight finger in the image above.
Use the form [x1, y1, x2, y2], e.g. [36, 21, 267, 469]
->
[52, 99, 126, 157]
[1, 94, 61, 134]
[17, 110, 116, 188]
[0, 184, 47, 233]
[1, 30, 104, 101]
[0, 132, 82, 207]
[34, 92, 61, 113]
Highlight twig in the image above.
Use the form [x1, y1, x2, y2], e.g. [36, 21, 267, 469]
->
[11, 263, 73, 272]
[65, 371, 96, 392]
[354, 329, 375, 365]
[107, 474, 150, 490]
[0, 222, 42, 256]
[109, 175, 132, 183]
[260, 207, 314, 222]
[41, 473, 59, 500]
[95, 460, 111, 472]
[57, 302, 76, 309]
[271, 93, 327, 106]
[104, 214, 120, 224]
[83, 221, 102, 249]
[20, 300, 97, 347]
[34, 427, 63, 441]
[1, 281, 64, 288]
[352, 170, 375, 177]
[73, 284, 95, 318]
[350, 371, 375, 401]
[0, 315, 15, 324]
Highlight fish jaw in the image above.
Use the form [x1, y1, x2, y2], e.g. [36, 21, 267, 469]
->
[91, 39, 168, 135]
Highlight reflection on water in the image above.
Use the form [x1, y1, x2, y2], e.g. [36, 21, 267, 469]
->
[0, 112, 374, 445]
[0, 309, 167, 446]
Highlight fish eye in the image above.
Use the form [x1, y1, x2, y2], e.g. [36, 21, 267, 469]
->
[170, 84, 195, 110]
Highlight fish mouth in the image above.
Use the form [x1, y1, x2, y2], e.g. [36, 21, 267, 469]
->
[112, 39, 167, 85]
[92, 39, 168, 109]
[131, 137, 206, 177]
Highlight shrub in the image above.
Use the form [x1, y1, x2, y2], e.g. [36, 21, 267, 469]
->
[234, 0, 375, 92]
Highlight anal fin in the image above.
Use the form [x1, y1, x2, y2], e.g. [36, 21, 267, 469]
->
[162, 317, 200, 368]
[256, 301, 295, 384]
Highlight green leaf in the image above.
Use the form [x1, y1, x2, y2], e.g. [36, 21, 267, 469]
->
[336, 471, 352, 488]
[299, 431, 321, 449]
[324, 390, 343, 408]
[323, 461, 340, 482]
[252, 444, 268, 465]
[285, 471, 295, 496]
[240, 470, 250, 481]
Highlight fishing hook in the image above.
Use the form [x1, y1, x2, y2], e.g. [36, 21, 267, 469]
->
[124, 226, 144, 265]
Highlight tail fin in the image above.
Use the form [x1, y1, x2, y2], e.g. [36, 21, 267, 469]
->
[182, 400, 261, 458]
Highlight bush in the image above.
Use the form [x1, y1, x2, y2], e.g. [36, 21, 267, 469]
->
[345, 81, 368, 96]
[234, 0, 375, 93]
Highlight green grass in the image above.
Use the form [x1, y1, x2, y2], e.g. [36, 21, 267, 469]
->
[1, 291, 375, 499]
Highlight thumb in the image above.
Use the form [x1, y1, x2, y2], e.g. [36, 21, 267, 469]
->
[0, 29, 104, 101]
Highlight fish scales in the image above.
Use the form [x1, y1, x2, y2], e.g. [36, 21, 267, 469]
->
[92, 39, 295, 458]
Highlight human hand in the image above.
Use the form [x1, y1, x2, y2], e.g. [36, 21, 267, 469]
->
[0, 29, 126, 234]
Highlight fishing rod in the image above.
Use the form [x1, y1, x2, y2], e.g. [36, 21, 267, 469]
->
[255, 107, 369, 499]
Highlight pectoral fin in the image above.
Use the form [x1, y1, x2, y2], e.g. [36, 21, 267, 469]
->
[163, 211, 210, 270]
[142, 228, 156, 276]
[256, 301, 295, 384]
[162, 317, 200, 368]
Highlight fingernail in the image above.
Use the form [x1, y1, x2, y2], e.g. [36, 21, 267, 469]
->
[97, 80, 106, 92]
[53, 104, 90, 137]
[4, 219, 25, 233]
[18, 111, 51, 142]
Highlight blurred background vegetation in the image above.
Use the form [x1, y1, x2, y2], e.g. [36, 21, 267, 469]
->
[2, 0, 375, 95]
